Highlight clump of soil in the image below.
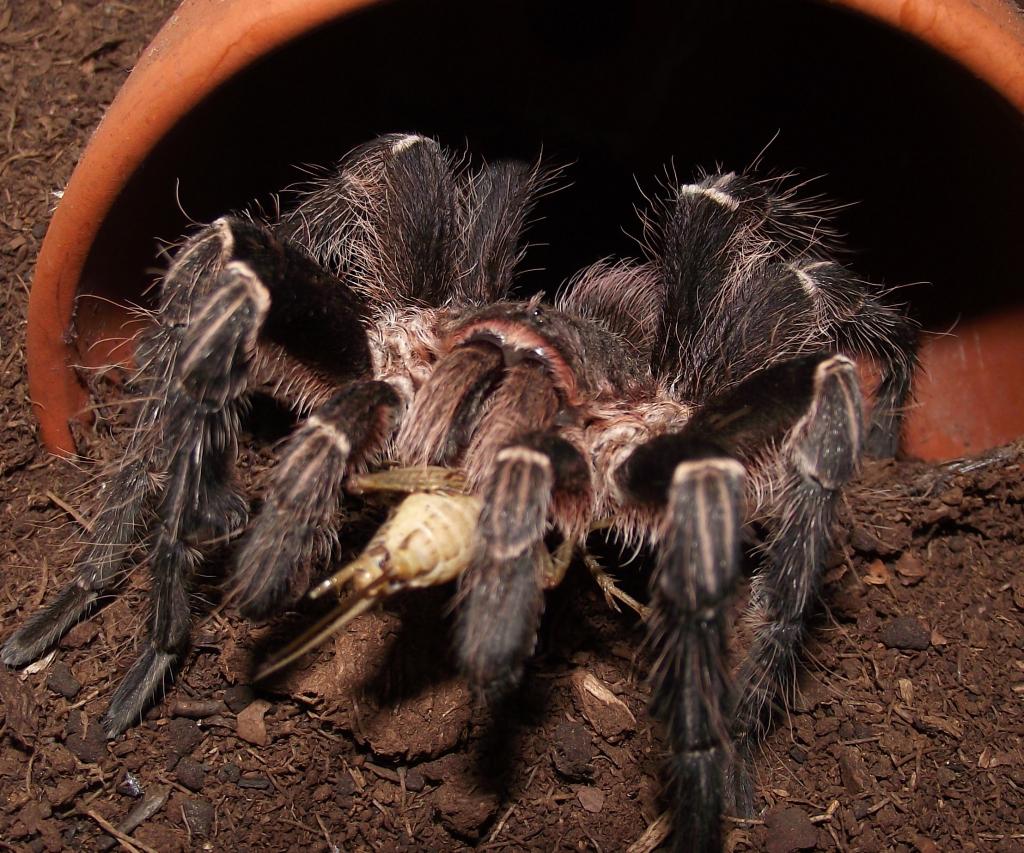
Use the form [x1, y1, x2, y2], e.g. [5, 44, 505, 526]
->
[1, 3, 1022, 851]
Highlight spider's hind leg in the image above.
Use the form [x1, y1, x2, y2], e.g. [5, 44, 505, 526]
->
[784, 258, 917, 458]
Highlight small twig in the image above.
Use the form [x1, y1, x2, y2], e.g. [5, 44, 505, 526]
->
[0, 149, 43, 177]
[314, 813, 335, 849]
[810, 800, 840, 823]
[29, 558, 49, 611]
[45, 490, 93, 533]
[626, 812, 672, 853]
[724, 815, 766, 826]
[486, 804, 518, 845]
[865, 796, 892, 815]
[153, 773, 195, 798]
[81, 809, 159, 853]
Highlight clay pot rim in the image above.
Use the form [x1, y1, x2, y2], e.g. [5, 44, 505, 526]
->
[26, 0, 1024, 454]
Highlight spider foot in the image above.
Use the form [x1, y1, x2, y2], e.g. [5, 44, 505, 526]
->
[2, 582, 100, 667]
[103, 645, 180, 738]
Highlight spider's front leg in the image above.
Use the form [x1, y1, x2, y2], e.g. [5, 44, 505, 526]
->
[619, 439, 746, 853]
[3, 209, 374, 737]
[228, 379, 401, 618]
[103, 216, 376, 736]
[104, 259, 270, 736]
[0, 224, 245, 672]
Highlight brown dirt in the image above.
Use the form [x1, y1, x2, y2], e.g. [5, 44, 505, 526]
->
[1, 3, 1023, 852]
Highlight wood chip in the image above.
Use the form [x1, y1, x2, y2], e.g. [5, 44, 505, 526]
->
[1011, 575, 1024, 610]
[119, 785, 169, 834]
[838, 747, 872, 795]
[170, 698, 225, 719]
[862, 559, 891, 585]
[626, 812, 671, 853]
[895, 552, 928, 585]
[571, 671, 636, 741]
[915, 714, 964, 740]
[979, 749, 1019, 769]
[577, 786, 605, 814]
[235, 699, 271, 746]
[0, 666, 38, 746]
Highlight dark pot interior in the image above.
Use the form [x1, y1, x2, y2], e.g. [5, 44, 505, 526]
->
[71, 0, 1024, 456]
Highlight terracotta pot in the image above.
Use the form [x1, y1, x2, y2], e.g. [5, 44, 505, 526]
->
[28, 0, 1024, 458]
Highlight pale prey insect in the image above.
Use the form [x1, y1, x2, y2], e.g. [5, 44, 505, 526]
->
[3, 133, 916, 851]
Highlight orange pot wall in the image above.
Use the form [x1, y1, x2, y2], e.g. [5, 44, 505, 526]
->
[27, 0, 380, 455]
[25, 0, 1024, 460]
[905, 310, 1024, 460]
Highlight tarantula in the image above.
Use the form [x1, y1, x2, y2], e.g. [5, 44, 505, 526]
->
[3, 133, 915, 851]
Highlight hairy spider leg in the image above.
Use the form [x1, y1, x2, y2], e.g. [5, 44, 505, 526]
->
[655, 457, 744, 853]
[650, 171, 791, 390]
[648, 173, 916, 453]
[447, 359, 562, 698]
[456, 427, 592, 701]
[0, 223, 251, 671]
[230, 380, 400, 619]
[106, 214, 387, 737]
[728, 354, 863, 814]
[618, 434, 745, 853]
[784, 260, 918, 456]
[396, 342, 506, 467]
[103, 260, 270, 736]
[459, 158, 554, 306]
[617, 351, 862, 851]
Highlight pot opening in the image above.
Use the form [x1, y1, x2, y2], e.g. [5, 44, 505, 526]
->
[71, 0, 1024, 458]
